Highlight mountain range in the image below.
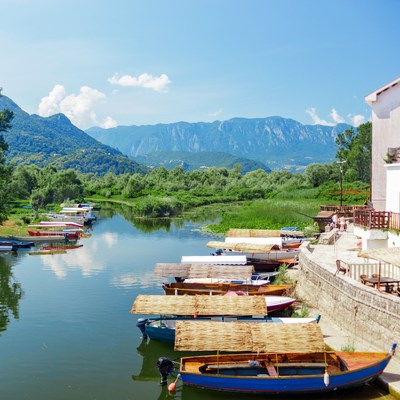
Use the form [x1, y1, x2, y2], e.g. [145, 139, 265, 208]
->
[0, 96, 147, 175]
[86, 118, 351, 171]
[1, 95, 351, 175]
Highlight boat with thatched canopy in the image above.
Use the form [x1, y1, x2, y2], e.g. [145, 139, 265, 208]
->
[206, 241, 300, 261]
[131, 295, 304, 343]
[161, 282, 293, 296]
[158, 321, 395, 394]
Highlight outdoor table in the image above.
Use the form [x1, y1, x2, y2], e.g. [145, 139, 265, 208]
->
[361, 276, 400, 293]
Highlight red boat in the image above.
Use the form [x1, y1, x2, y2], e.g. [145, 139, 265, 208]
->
[27, 230, 81, 239]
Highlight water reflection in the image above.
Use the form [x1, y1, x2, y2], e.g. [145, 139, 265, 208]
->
[40, 236, 109, 278]
[0, 255, 23, 333]
[99, 202, 221, 234]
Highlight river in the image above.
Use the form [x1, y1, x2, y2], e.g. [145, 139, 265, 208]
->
[0, 206, 395, 399]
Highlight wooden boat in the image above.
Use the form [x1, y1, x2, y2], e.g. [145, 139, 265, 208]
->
[27, 229, 81, 239]
[206, 242, 300, 263]
[0, 244, 15, 252]
[9, 235, 77, 243]
[132, 294, 304, 343]
[28, 224, 84, 238]
[162, 282, 293, 296]
[0, 237, 34, 248]
[38, 221, 83, 228]
[138, 315, 320, 343]
[157, 321, 396, 393]
[59, 207, 97, 223]
[249, 258, 298, 273]
[43, 213, 86, 225]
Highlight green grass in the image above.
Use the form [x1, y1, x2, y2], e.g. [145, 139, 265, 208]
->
[206, 198, 321, 234]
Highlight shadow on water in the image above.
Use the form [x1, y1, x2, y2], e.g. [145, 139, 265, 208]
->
[0, 254, 23, 333]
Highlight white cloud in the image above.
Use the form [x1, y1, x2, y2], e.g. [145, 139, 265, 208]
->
[38, 85, 114, 129]
[38, 84, 66, 116]
[349, 114, 366, 127]
[330, 108, 345, 124]
[208, 108, 223, 118]
[101, 116, 118, 129]
[108, 72, 171, 93]
[306, 107, 333, 126]
[307, 107, 367, 127]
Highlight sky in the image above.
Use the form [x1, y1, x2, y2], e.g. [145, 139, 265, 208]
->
[1, 0, 399, 130]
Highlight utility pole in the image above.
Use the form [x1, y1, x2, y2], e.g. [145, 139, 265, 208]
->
[337, 158, 346, 206]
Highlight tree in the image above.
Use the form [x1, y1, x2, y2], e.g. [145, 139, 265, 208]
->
[335, 122, 371, 183]
[0, 101, 14, 222]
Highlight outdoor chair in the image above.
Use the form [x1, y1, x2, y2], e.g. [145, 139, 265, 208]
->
[360, 274, 373, 286]
[335, 259, 349, 275]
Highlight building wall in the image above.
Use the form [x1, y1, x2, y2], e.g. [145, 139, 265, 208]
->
[370, 84, 400, 211]
[297, 251, 400, 363]
[386, 163, 400, 213]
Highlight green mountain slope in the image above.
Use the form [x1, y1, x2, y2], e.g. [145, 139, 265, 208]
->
[135, 151, 271, 173]
[0, 96, 148, 175]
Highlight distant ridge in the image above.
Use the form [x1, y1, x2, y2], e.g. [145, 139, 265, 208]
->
[86, 117, 351, 170]
[0, 95, 147, 175]
[134, 151, 271, 173]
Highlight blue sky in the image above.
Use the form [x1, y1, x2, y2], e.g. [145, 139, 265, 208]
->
[1, 0, 399, 130]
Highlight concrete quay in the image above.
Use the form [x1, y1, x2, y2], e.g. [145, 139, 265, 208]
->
[293, 225, 400, 398]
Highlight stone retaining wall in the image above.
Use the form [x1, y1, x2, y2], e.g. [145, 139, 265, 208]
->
[297, 251, 400, 363]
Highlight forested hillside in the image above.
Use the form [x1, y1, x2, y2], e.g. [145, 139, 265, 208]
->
[0, 96, 147, 175]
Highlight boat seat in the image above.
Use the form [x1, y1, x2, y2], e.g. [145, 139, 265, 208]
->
[275, 362, 326, 368]
[265, 362, 277, 376]
[206, 362, 253, 370]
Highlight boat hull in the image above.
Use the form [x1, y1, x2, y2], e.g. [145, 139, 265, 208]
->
[179, 352, 392, 394]
[162, 283, 292, 296]
[144, 316, 318, 343]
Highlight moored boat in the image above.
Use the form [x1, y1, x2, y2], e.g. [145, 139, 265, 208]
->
[0, 237, 34, 248]
[157, 321, 396, 393]
[162, 282, 293, 296]
[132, 294, 297, 343]
[27, 229, 81, 239]
[138, 315, 320, 343]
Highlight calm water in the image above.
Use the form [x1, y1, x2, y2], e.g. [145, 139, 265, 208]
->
[0, 207, 395, 400]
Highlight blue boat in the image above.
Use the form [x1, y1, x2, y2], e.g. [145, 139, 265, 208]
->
[176, 351, 393, 394]
[132, 294, 301, 344]
[138, 315, 320, 343]
[157, 321, 396, 393]
[0, 237, 34, 248]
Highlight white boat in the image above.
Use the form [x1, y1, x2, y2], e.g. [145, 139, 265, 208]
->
[181, 255, 247, 265]
[182, 277, 271, 285]
[38, 221, 84, 228]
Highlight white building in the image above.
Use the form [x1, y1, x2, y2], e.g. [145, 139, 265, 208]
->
[365, 77, 400, 212]
[355, 78, 400, 250]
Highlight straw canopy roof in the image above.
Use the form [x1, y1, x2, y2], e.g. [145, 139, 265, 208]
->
[174, 321, 325, 352]
[206, 241, 280, 253]
[358, 246, 400, 267]
[154, 263, 254, 279]
[130, 295, 267, 316]
[227, 228, 304, 238]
